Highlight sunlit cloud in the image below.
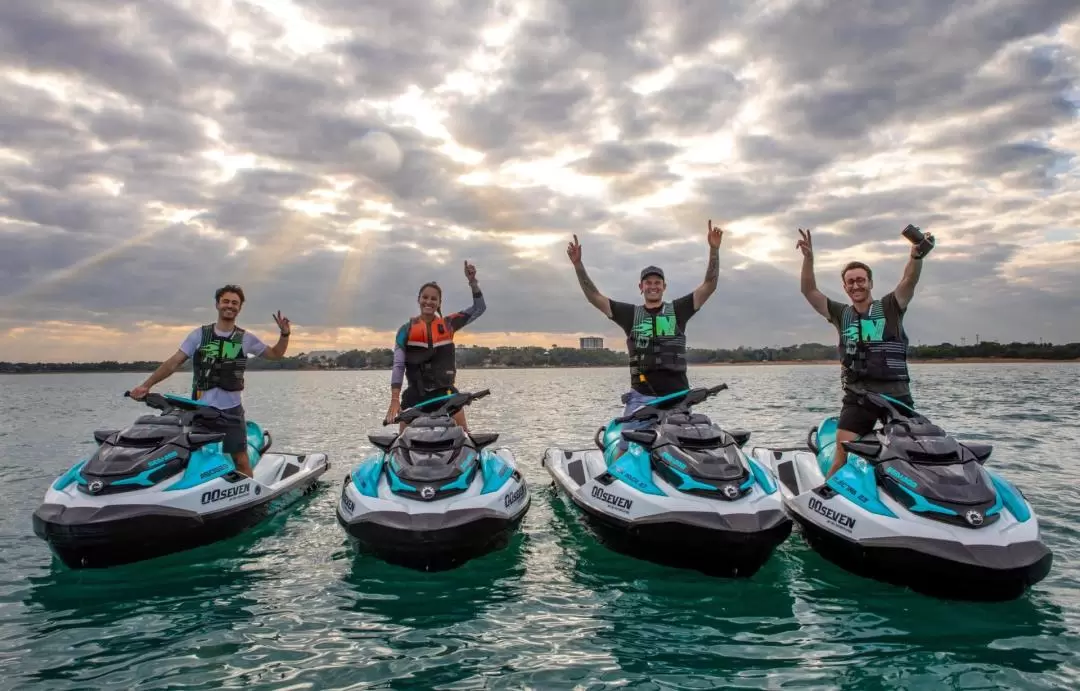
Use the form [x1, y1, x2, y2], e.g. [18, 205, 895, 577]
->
[0, 0, 1078, 362]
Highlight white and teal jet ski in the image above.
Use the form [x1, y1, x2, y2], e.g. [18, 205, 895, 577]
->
[336, 389, 531, 571]
[33, 392, 329, 569]
[748, 388, 1053, 600]
[543, 384, 792, 577]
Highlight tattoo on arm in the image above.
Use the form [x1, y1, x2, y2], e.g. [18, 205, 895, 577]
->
[705, 247, 719, 283]
[575, 263, 598, 296]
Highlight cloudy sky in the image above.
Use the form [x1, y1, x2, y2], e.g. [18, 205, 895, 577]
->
[1, 0, 1079, 363]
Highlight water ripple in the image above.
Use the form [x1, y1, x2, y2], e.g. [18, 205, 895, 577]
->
[1, 364, 1077, 689]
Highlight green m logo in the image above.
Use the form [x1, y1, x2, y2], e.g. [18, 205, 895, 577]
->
[654, 315, 676, 337]
[860, 318, 885, 342]
[201, 340, 243, 360]
[220, 340, 243, 359]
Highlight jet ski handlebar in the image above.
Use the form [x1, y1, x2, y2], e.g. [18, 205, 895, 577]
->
[124, 390, 172, 412]
[613, 383, 729, 423]
[390, 389, 492, 425]
[123, 391, 221, 420]
[843, 385, 925, 423]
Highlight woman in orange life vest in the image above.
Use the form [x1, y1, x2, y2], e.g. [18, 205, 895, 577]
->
[384, 260, 486, 431]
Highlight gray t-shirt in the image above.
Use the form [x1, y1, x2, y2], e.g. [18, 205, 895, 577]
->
[179, 326, 268, 410]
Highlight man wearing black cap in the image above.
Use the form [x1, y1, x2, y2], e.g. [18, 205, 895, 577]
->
[567, 220, 724, 452]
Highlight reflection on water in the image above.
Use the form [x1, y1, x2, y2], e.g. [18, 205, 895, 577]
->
[1, 364, 1078, 689]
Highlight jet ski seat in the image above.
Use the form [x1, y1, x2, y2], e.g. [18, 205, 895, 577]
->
[402, 420, 467, 451]
[116, 424, 182, 447]
[135, 414, 183, 427]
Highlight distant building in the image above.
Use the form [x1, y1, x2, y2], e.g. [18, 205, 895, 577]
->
[579, 337, 604, 350]
[300, 350, 341, 363]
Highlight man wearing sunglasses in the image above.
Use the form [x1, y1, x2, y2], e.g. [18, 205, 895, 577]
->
[796, 227, 934, 480]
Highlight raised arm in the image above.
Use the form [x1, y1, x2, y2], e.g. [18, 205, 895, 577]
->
[447, 261, 487, 331]
[261, 310, 292, 360]
[796, 228, 830, 320]
[692, 219, 723, 310]
[567, 234, 613, 318]
[894, 232, 933, 310]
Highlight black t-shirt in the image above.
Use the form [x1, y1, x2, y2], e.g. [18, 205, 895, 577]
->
[609, 293, 698, 395]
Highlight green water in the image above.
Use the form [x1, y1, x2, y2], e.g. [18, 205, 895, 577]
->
[2, 364, 1078, 689]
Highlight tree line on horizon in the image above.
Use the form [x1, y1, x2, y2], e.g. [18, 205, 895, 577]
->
[3, 340, 1079, 374]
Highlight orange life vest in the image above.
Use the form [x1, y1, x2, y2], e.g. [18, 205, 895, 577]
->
[402, 316, 457, 391]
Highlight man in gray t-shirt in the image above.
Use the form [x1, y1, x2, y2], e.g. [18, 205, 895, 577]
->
[129, 284, 293, 478]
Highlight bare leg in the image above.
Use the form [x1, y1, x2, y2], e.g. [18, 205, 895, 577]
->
[231, 449, 253, 478]
[453, 409, 469, 432]
[826, 428, 858, 479]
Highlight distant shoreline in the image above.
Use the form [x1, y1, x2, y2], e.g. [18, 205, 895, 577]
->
[697, 357, 1080, 366]
[2, 356, 1077, 375]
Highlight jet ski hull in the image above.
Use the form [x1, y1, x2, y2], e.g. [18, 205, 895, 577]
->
[337, 446, 530, 571]
[751, 415, 1053, 600]
[543, 448, 791, 578]
[34, 452, 329, 569]
[789, 503, 1052, 600]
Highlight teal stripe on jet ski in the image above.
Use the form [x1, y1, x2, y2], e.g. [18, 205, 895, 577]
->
[167, 446, 233, 490]
[441, 464, 475, 491]
[816, 417, 897, 518]
[414, 392, 456, 408]
[352, 456, 384, 498]
[894, 483, 958, 515]
[649, 388, 690, 405]
[163, 393, 211, 407]
[988, 471, 1032, 523]
[53, 461, 87, 491]
[747, 458, 777, 495]
[609, 451, 665, 496]
[480, 450, 513, 494]
[878, 393, 917, 414]
[388, 467, 416, 493]
[826, 462, 897, 518]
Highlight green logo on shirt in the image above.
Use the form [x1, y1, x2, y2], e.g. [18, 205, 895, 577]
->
[200, 340, 243, 360]
[654, 315, 676, 337]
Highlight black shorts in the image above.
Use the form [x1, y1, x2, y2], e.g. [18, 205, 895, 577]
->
[401, 386, 458, 410]
[195, 405, 248, 454]
[838, 393, 914, 437]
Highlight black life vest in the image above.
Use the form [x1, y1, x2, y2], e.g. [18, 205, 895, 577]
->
[191, 325, 247, 399]
[627, 302, 687, 388]
[838, 300, 910, 384]
[402, 316, 457, 392]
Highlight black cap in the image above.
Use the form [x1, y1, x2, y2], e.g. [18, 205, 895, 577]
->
[640, 265, 665, 281]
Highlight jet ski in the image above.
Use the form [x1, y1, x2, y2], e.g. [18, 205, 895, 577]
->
[33, 392, 330, 569]
[336, 389, 530, 571]
[748, 388, 1053, 600]
[542, 384, 792, 577]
